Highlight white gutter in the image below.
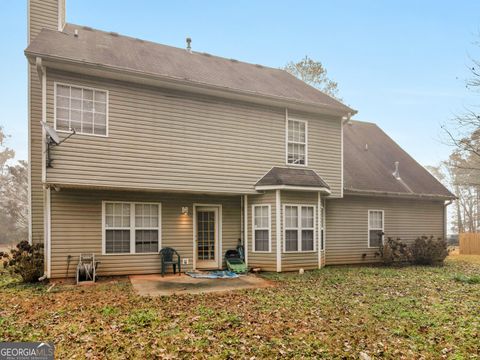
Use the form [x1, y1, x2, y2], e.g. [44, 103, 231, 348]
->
[343, 188, 455, 201]
[25, 53, 357, 118]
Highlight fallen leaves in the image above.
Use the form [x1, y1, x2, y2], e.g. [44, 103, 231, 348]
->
[0, 255, 479, 358]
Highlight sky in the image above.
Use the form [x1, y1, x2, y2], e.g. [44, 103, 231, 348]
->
[0, 0, 479, 167]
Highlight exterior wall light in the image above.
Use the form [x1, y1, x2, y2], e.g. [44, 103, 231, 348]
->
[181, 207, 189, 215]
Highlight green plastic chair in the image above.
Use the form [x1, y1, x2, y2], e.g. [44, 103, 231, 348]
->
[159, 247, 181, 276]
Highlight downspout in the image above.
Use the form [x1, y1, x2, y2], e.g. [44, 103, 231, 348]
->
[36, 57, 50, 279]
[340, 113, 351, 199]
[444, 199, 453, 240]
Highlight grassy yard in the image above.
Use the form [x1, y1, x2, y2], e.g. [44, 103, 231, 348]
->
[1, 255, 479, 359]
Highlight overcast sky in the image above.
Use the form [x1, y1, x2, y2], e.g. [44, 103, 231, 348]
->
[1, 0, 479, 167]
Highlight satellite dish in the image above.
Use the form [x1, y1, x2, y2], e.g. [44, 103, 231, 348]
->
[40, 121, 60, 145]
[40, 121, 76, 168]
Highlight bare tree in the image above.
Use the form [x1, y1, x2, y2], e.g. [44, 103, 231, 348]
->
[428, 155, 479, 234]
[284, 56, 340, 99]
[442, 37, 480, 166]
[0, 126, 14, 174]
[0, 127, 29, 244]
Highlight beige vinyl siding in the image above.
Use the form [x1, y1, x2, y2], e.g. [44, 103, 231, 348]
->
[44, 70, 343, 196]
[29, 0, 62, 245]
[281, 191, 319, 271]
[29, 64, 44, 245]
[288, 111, 342, 196]
[325, 195, 445, 265]
[29, 0, 60, 42]
[247, 191, 277, 272]
[50, 189, 240, 278]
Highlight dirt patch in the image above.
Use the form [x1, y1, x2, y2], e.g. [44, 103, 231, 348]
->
[129, 273, 274, 296]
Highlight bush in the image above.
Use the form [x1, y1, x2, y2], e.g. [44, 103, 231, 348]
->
[410, 236, 449, 265]
[1, 241, 44, 282]
[379, 237, 411, 265]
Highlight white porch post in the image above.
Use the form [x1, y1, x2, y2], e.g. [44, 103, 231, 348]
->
[318, 192, 322, 269]
[243, 195, 248, 266]
[276, 189, 281, 272]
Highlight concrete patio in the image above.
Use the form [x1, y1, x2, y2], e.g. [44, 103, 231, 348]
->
[129, 273, 273, 296]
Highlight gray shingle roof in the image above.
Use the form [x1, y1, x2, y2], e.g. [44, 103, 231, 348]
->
[256, 167, 330, 189]
[343, 120, 455, 199]
[25, 24, 354, 114]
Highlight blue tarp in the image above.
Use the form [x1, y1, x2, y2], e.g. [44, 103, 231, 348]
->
[186, 270, 240, 279]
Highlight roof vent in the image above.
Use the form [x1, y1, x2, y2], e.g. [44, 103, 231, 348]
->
[186, 37, 192, 53]
[393, 161, 401, 180]
[364, 143, 368, 151]
[74, 29, 79, 37]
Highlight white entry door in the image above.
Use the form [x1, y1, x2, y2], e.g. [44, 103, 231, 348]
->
[196, 207, 219, 269]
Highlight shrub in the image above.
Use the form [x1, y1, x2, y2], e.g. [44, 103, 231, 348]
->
[379, 237, 411, 265]
[410, 236, 449, 265]
[1, 241, 44, 282]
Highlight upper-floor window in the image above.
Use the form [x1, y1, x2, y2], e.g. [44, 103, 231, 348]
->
[287, 119, 307, 165]
[368, 210, 384, 248]
[55, 83, 108, 136]
[284, 205, 315, 252]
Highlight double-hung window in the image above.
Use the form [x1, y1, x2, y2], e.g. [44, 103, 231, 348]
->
[284, 205, 315, 252]
[287, 119, 307, 165]
[253, 205, 271, 252]
[368, 210, 384, 247]
[55, 83, 108, 136]
[104, 202, 161, 254]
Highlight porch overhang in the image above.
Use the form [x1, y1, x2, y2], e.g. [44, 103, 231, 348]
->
[255, 167, 331, 194]
[255, 184, 331, 194]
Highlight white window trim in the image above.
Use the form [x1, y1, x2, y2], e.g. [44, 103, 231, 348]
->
[102, 201, 162, 255]
[192, 203, 223, 270]
[54, 81, 109, 138]
[285, 115, 308, 167]
[283, 204, 316, 253]
[252, 204, 272, 253]
[368, 209, 384, 248]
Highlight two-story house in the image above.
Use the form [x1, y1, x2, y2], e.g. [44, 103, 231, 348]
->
[25, 0, 454, 278]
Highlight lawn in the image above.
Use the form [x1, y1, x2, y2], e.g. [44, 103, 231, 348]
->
[1, 255, 479, 359]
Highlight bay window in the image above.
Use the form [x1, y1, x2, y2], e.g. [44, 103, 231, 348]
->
[284, 205, 316, 252]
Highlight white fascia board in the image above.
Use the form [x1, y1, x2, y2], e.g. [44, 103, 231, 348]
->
[255, 185, 331, 194]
